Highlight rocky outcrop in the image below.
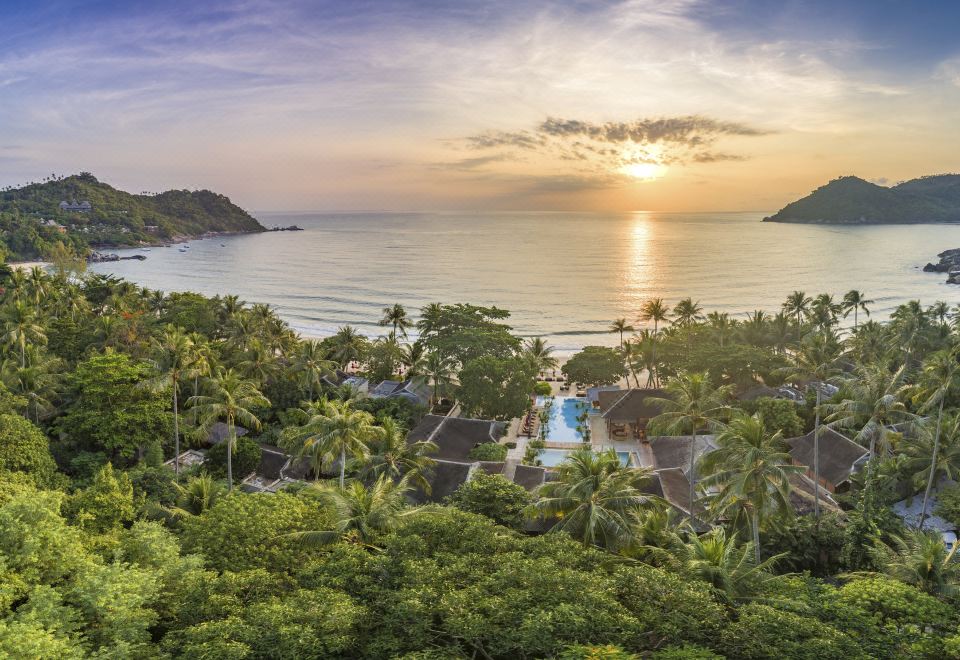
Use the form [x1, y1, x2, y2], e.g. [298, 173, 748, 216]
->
[924, 249, 960, 283]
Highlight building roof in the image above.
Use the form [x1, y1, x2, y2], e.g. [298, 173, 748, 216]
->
[412, 459, 474, 503]
[601, 388, 668, 422]
[370, 379, 401, 397]
[787, 473, 842, 515]
[257, 444, 292, 481]
[512, 464, 547, 491]
[370, 378, 431, 406]
[891, 481, 958, 534]
[407, 414, 503, 462]
[587, 385, 622, 403]
[736, 384, 782, 402]
[786, 427, 869, 488]
[206, 422, 249, 446]
[648, 435, 717, 473]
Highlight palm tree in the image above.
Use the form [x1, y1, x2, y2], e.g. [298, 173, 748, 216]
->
[649, 372, 732, 518]
[188, 369, 269, 490]
[421, 351, 456, 408]
[891, 300, 932, 370]
[639, 298, 670, 333]
[523, 337, 559, 375]
[877, 530, 960, 596]
[416, 302, 445, 337]
[357, 417, 437, 493]
[528, 448, 651, 551]
[1, 346, 61, 424]
[700, 413, 804, 561]
[621, 338, 642, 388]
[238, 339, 281, 386]
[328, 325, 368, 368]
[169, 473, 225, 517]
[707, 311, 734, 348]
[147, 326, 195, 476]
[671, 298, 704, 327]
[828, 363, 913, 465]
[777, 330, 842, 518]
[292, 339, 337, 402]
[782, 290, 811, 345]
[290, 475, 415, 549]
[929, 301, 951, 328]
[609, 318, 634, 349]
[284, 399, 379, 488]
[379, 303, 411, 339]
[842, 290, 873, 332]
[672, 528, 783, 603]
[1, 301, 46, 368]
[401, 339, 428, 377]
[639, 298, 670, 386]
[903, 418, 960, 532]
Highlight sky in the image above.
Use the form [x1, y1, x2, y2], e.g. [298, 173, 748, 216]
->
[1, 0, 960, 212]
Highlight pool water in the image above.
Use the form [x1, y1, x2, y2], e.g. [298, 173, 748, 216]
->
[537, 396, 593, 443]
[538, 449, 632, 468]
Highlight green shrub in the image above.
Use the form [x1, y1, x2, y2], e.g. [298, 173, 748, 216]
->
[534, 381, 553, 396]
[205, 437, 262, 480]
[468, 442, 508, 461]
[447, 472, 531, 528]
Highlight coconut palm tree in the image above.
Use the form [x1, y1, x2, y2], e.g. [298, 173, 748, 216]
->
[782, 290, 812, 345]
[401, 339, 428, 377]
[379, 303, 411, 339]
[671, 298, 704, 327]
[649, 372, 733, 518]
[292, 339, 337, 402]
[828, 363, 913, 465]
[188, 368, 269, 491]
[290, 474, 416, 549]
[0, 301, 46, 369]
[700, 413, 804, 561]
[639, 298, 670, 386]
[841, 290, 873, 332]
[357, 417, 437, 494]
[328, 325, 368, 368]
[639, 298, 670, 333]
[421, 351, 456, 408]
[810, 293, 840, 331]
[902, 416, 960, 532]
[169, 473, 225, 517]
[777, 330, 843, 518]
[284, 398, 379, 488]
[1, 346, 61, 424]
[523, 337, 559, 375]
[929, 301, 951, 328]
[609, 318, 634, 349]
[671, 528, 783, 603]
[891, 300, 932, 370]
[621, 337, 642, 388]
[707, 311, 734, 348]
[528, 448, 651, 551]
[877, 530, 960, 596]
[416, 302, 445, 337]
[147, 325, 195, 476]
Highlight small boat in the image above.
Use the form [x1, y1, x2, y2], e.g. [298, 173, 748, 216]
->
[141, 247, 151, 252]
[179, 248, 188, 253]
[220, 243, 226, 247]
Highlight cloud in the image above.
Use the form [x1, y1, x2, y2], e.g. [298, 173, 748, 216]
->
[430, 153, 517, 171]
[538, 115, 769, 146]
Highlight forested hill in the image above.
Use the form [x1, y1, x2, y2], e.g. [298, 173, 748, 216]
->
[0, 172, 264, 259]
[764, 174, 960, 224]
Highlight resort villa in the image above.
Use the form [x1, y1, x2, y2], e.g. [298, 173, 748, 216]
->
[598, 388, 668, 441]
[785, 426, 870, 493]
[58, 200, 92, 213]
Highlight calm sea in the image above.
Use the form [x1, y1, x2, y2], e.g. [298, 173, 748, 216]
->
[89, 212, 960, 354]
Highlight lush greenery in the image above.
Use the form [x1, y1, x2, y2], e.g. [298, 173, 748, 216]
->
[765, 173, 960, 224]
[0, 172, 264, 259]
[1, 267, 960, 656]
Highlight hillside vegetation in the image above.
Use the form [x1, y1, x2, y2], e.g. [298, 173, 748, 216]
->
[0, 172, 263, 259]
[765, 174, 960, 224]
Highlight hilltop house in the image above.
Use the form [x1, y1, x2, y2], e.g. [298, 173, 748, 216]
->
[40, 218, 67, 233]
[785, 427, 869, 493]
[59, 200, 92, 213]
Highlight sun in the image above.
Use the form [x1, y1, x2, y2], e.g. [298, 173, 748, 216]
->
[620, 161, 666, 181]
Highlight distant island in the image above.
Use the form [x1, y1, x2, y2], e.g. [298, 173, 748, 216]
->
[764, 173, 960, 224]
[0, 172, 264, 260]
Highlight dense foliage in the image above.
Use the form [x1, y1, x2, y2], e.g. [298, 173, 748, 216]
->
[0, 172, 263, 259]
[0, 267, 958, 656]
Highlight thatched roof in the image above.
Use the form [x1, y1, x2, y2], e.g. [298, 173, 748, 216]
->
[206, 422, 249, 446]
[648, 435, 717, 473]
[786, 427, 868, 488]
[407, 414, 503, 462]
[600, 389, 668, 422]
[513, 464, 547, 491]
[411, 459, 474, 504]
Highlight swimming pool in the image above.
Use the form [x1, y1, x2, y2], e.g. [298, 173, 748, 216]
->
[536, 396, 593, 442]
[538, 449, 632, 468]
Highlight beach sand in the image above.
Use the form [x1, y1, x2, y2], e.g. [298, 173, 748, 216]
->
[9, 261, 50, 271]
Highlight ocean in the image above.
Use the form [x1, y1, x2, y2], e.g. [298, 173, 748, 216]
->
[89, 212, 960, 354]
